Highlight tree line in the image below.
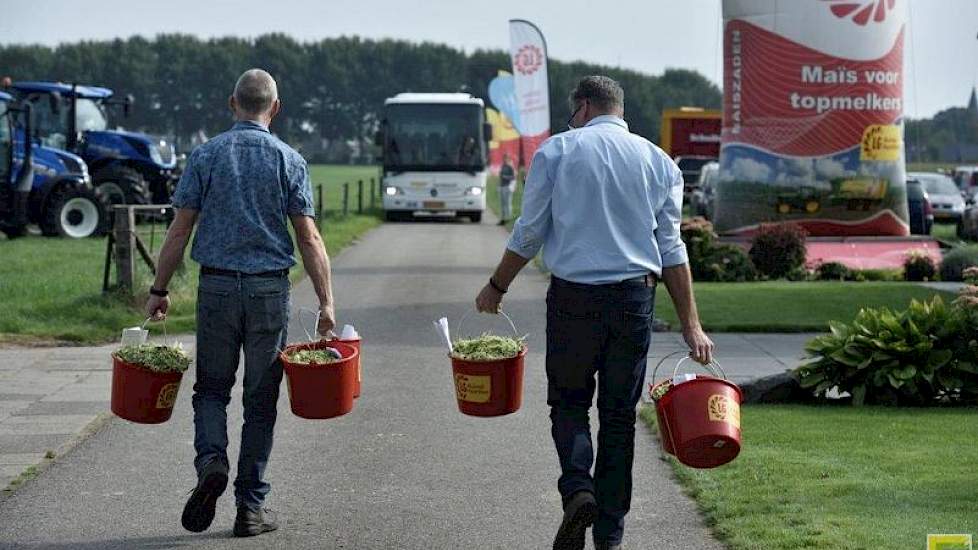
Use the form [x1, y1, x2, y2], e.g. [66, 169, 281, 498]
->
[0, 34, 721, 161]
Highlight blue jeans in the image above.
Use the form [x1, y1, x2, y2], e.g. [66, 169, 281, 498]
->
[545, 276, 655, 546]
[193, 272, 290, 512]
[499, 183, 515, 221]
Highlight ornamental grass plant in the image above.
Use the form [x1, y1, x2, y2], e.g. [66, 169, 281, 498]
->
[451, 333, 525, 361]
[114, 343, 192, 373]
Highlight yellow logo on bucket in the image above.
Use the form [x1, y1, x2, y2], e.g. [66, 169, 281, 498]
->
[156, 382, 180, 409]
[928, 534, 973, 550]
[860, 124, 901, 161]
[708, 394, 740, 429]
[454, 374, 491, 403]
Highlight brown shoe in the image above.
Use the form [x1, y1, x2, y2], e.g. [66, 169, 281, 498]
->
[553, 490, 597, 550]
[233, 507, 279, 537]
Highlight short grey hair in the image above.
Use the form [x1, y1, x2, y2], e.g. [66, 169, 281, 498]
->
[233, 69, 278, 115]
[568, 75, 624, 113]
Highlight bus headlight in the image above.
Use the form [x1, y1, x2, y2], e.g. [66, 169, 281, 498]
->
[385, 186, 402, 196]
[465, 186, 483, 196]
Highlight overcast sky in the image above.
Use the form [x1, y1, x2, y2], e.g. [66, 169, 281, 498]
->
[3, 0, 976, 118]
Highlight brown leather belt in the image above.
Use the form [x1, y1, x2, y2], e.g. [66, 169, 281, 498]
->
[200, 266, 289, 278]
[552, 273, 657, 288]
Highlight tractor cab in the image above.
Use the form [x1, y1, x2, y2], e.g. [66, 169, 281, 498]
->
[9, 81, 178, 208]
[0, 91, 108, 239]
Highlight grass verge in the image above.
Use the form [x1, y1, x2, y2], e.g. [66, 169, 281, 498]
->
[653, 281, 955, 332]
[640, 404, 978, 550]
[0, 164, 381, 344]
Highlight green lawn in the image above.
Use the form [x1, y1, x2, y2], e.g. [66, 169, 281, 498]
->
[0, 164, 381, 344]
[654, 281, 955, 332]
[640, 405, 978, 550]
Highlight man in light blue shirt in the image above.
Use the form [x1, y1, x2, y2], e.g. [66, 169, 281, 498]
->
[476, 76, 713, 550]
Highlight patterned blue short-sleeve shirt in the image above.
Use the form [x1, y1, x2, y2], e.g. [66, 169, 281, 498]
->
[171, 120, 315, 273]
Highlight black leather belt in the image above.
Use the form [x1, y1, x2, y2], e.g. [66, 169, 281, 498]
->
[201, 266, 289, 278]
[553, 273, 657, 288]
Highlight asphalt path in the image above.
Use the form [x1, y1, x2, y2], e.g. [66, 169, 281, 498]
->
[0, 213, 722, 549]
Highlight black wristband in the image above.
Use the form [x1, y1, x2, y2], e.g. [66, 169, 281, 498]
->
[489, 277, 507, 294]
[149, 287, 169, 297]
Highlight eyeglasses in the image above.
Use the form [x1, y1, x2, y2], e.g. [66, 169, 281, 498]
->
[566, 102, 584, 130]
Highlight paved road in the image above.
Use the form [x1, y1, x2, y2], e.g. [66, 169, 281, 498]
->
[0, 214, 731, 549]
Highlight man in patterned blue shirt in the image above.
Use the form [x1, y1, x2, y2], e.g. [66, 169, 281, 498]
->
[145, 69, 335, 538]
[477, 76, 714, 550]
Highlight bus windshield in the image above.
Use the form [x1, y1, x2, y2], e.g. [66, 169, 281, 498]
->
[383, 103, 485, 172]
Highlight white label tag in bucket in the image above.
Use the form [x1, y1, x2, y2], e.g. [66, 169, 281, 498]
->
[708, 394, 741, 429]
[454, 374, 491, 403]
[121, 327, 149, 346]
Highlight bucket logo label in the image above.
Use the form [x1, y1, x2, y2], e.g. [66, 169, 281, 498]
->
[156, 382, 180, 409]
[513, 44, 544, 76]
[825, 0, 896, 27]
[860, 124, 901, 161]
[928, 534, 972, 550]
[455, 374, 491, 403]
[708, 395, 741, 429]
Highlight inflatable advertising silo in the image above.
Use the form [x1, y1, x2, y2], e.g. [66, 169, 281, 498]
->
[716, 0, 909, 236]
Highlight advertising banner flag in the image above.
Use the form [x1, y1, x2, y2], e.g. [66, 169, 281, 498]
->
[716, 0, 909, 236]
[509, 19, 551, 164]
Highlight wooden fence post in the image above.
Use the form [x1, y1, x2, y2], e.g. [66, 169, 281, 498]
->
[343, 183, 349, 216]
[358, 179, 363, 214]
[113, 206, 135, 294]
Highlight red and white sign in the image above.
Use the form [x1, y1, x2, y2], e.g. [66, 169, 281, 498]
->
[509, 19, 550, 158]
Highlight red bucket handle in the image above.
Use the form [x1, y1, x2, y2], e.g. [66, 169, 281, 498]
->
[455, 309, 521, 342]
[650, 350, 726, 385]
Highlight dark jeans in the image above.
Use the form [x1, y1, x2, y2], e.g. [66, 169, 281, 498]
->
[193, 272, 290, 512]
[546, 276, 655, 546]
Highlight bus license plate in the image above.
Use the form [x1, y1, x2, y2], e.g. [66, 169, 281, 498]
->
[423, 201, 445, 209]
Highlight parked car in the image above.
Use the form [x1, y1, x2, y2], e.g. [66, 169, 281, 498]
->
[690, 161, 719, 219]
[959, 205, 978, 240]
[953, 166, 978, 203]
[906, 179, 933, 235]
[908, 172, 966, 222]
[675, 155, 716, 198]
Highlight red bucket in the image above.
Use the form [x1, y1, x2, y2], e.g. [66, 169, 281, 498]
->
[110, 355, 184, 424]
[648, 380, 675, 455]
[651, 355, 742, 469]
[331, 337, 362, 398]
[281, 340, 358, 419]
[450, 346, 526, 417]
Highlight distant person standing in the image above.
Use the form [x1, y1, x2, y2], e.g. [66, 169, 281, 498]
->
[498, 153, 517, 225]
[145, 69, 336, 538]
[476, 76, 713, 550]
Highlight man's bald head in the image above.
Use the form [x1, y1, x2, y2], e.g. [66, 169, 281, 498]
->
[232, 69, 278, 117]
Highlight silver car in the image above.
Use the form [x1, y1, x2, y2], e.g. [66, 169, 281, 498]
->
[908, 172, 966, 222]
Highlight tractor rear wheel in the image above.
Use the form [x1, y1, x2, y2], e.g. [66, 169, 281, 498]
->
[41, 186, 109, 238]
[93, 165, 151, 208]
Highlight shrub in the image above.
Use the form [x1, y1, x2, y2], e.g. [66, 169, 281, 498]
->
[853, 268, 902, 282]
[939, 246, 978, 282]
[700, 244, 757, 282]
[681, 217, 757, 282]
[903, 250, 937, 282]
[797, 296, 978, 406]
[749, 223, 808, 279]
[816, 262, 851, 281]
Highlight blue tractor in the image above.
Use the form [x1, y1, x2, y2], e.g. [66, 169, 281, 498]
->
[0, 91, 108, 238]
[8, 81, 178, 208]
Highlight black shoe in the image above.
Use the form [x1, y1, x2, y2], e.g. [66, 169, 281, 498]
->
[595, 543, 622, 550]
[181, 460, 228, 533]
[233, 507, 279, 537]
[553, 490, 597, 550]
[497, 220, 506, 226]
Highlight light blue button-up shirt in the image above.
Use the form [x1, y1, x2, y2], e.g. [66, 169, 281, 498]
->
[506, 115, 688, 284]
